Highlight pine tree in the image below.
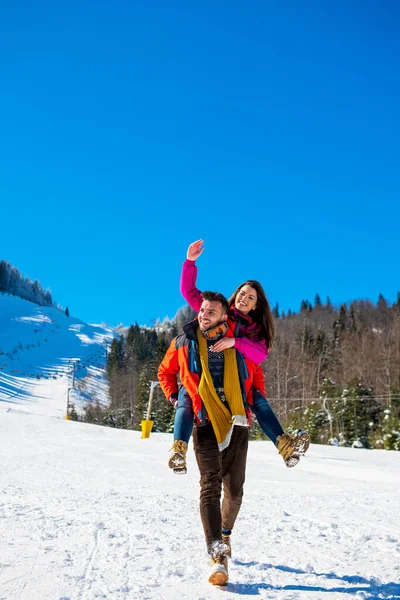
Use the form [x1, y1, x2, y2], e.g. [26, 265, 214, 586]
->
[65, 306, 70, 318]
[31, 280, 40, 303]
[314, 293, 322, 307]
[69, 403, 79, 421]
[8, 267, 20, 296]
[338, 304, 347, 331]
[0, 260, 9, 292]
[175, 305, 197, 333]
[126, 324, 141, 359]
[376, 294, 390, 329]
[300, 402, 330, 444]
[300, 300, 308, 313]
[107, 337, 125, 376]
[332, 380, 381, 447]
[349, 305, 357, 333]
[272, 302, 279, 319]
[377, 293, 388, 312]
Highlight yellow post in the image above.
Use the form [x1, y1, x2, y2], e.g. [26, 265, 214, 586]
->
[141, 419, 154, 438]
[141, 381, 159, 439]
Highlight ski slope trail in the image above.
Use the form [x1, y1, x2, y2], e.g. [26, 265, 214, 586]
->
[0, 293, 114, 415]
[1, 380, 399, 600]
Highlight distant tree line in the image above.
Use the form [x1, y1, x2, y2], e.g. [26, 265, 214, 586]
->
[90, 291, 400, 452]
[16, 253, 397, 449]
[264, 293, 400, 450]
[87, 305, 197, 431]
[0, 259, 53, 307]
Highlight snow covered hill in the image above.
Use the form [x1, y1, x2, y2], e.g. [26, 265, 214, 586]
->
[0, 293, 115, 417]
[1, 293, 400, 599]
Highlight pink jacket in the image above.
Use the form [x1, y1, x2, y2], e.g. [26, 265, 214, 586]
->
[180, 259, 268, 365]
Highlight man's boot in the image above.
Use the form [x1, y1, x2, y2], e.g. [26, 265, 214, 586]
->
[277, 431, 310, 467]
[221, 533, 231, 558]
[208, 555, 228, 586]
[168, 440, 188, 474]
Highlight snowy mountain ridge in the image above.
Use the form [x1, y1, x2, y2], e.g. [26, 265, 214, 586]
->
[0, 293, 116, 417]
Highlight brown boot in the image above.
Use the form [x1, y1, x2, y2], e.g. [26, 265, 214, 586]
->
[221, 533, 231, 558]
[168, 440, 188, 474]
[277, 431, 310, 468]
[208, 555, 228, 586]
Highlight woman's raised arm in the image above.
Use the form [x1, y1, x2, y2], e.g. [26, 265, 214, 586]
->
[180, 240, 205, 313]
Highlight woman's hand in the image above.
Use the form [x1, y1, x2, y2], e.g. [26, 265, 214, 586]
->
[211, 337, 236, 352]
[187, 239, 204, 261]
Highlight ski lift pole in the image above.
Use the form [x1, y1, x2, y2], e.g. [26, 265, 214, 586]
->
[66, 387, 73, 420]
[66, 359, 77, 420]
[141, 381, 159, 438]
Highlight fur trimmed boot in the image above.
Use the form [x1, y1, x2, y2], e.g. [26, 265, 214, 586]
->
[168, 440, 188, 474]
[209, 554, 228, 586]
[277, 431, 310, 468]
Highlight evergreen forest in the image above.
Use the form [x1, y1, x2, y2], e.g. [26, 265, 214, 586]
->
[98, 294, 400, 451]
[0, 260, 53, 307]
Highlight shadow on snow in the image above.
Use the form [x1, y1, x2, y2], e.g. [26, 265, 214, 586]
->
[227, 560, 400, 598]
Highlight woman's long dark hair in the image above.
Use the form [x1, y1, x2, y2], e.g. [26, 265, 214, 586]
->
[227, 280, 275, 349]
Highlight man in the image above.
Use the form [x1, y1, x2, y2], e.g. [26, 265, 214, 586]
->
[158, 291, 265, 586]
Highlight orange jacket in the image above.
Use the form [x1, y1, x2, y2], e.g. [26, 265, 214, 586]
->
[158, 319, 265, 425]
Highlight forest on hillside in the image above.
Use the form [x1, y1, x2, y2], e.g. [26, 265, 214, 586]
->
[0, 260, 53, 307]
[91, 295, 400, 451]
[264, 294, 400, 449]
[3, 256, 398, 449]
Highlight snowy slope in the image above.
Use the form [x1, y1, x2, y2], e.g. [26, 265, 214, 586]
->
[1, 374, 400, 599]
[0, 293, 115, 416]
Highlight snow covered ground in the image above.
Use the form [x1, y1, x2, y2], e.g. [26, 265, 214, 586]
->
[1, 375, 399, 600]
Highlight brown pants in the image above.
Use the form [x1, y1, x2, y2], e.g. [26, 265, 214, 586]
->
[192, 422, 249, 552]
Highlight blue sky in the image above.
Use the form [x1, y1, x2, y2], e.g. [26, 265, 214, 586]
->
[1, 1, 399, 326]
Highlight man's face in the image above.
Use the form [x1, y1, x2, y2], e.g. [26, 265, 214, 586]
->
[198, 300, 228, 331]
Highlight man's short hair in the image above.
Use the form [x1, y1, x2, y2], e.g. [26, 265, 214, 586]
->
[201, 291, 229, 315]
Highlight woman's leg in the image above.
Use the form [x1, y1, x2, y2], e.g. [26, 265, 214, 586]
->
[251, 390, 284, 445]
[174, 386, 195, 443]
[252, 390, 310, 467]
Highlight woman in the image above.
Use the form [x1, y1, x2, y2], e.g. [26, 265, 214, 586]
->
[168, 240, 309, 473]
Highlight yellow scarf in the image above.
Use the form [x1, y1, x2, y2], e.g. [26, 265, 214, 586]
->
[196, 329, 248, 451]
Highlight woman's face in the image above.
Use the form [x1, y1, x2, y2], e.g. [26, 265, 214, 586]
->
[235, 284, 258, 314]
